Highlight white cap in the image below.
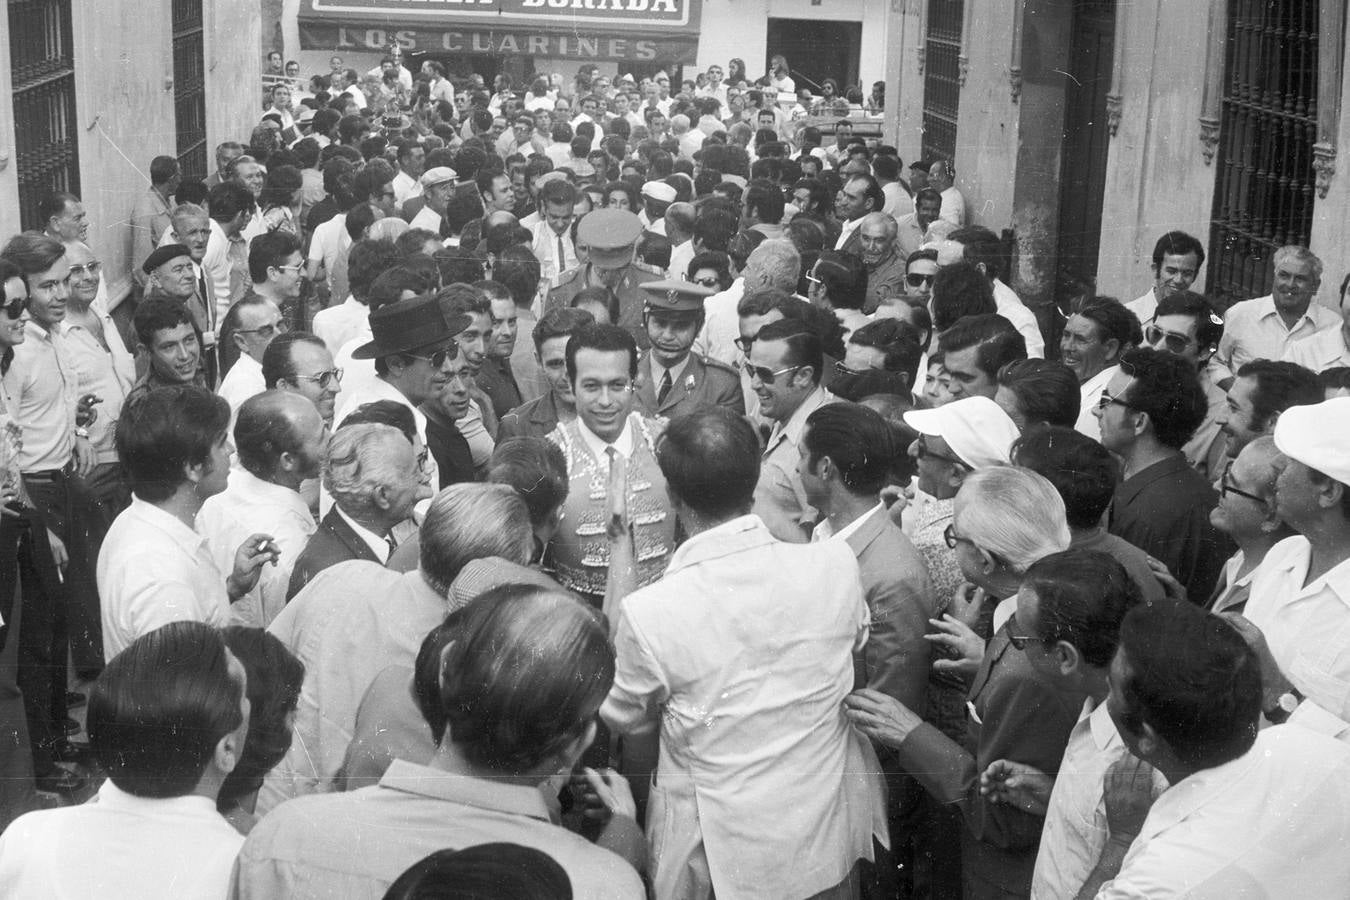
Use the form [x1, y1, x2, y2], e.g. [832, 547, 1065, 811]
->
[1273, 396, 1350, 486]
[641, 181, 677, 203]
[419, 166, 457, 188]
[902, 396, 1020, 469]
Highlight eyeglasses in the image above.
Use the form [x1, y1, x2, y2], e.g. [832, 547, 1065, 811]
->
[295, 368, 344, 389]
[905, 272, 935, 288]
[804, 271, 822, 286]
[407, 346, 457, 368]
[692, 277, 720, 288]
[1005, 615, 1048, 652]
[1219, 460, 1266, 504]
[2, 296, 27, 320]
[835, 360, 865, 377]
[1144, 322, 1193, 355]
[742, 361, 801, 385]
[916, 434, 966, 467]
[943, 522, 973, 550]
[273, 264, 304, 275]
[69, 261, 103, 278]
[1096, 389, 1133, 412]
[236, 319, 289, 339]
[733, 335, 756, 354]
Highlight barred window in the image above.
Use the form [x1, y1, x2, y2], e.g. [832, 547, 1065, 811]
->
[921, 0, 963, 163]
[8, 0, 80, 232]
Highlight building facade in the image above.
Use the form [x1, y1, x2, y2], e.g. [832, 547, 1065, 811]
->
[0, 0, 259, 307]
[883, 0, 1345, 319]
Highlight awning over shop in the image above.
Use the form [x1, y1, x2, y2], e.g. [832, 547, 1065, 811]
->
[299, 0, 701, 63]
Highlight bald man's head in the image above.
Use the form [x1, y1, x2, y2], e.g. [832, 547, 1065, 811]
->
[234, 390, 330, 485]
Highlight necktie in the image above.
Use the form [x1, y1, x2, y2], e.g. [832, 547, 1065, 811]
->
[385, 533, 398, 560]
[657, 368, 673, 405]
[557, 235, 567, 273]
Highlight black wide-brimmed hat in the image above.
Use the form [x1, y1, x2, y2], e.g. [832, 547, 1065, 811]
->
[351, 295, 471, 360]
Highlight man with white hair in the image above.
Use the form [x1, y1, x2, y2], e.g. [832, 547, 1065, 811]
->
[260, 483, 535, 814]
[287, 422, 432, 599]
[695, 238, 801, 367]
[671, 113, 704, 160]
[858, 212, 906, 314]
[1213, 245, 1339, 387]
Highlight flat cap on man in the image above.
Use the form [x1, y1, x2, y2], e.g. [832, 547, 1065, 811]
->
[1273, 396, 1350, 486]
[903, 396, 1020, 469]
[142, 243, 192, 275]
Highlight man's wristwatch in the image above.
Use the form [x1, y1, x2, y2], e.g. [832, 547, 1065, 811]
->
[1265, 687, 1304, 725]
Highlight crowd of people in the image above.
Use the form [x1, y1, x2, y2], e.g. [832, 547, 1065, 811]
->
[0, 48, 1349, 899]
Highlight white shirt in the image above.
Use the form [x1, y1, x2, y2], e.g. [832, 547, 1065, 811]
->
[1214, 294, 1341, 384]
[98, 496, 231, 660]
[1244, 535, 1350, 723]
[531, 220, 579, 287]
[1033, 699, 1166, 900]
[882, 181, 914, 221]
[409, 204, 442, 235]
[601, 514, 882, 900]
[0, 779, 243, 900]
[939, 185, 965, 227]
[308, 213, 352, 298]
[1126, 287, 1157, 324]
[667, 238, 695, 281]
[457, 398, 494, 468]
[692, 277, 746, 367]
[811, 502, 886, 543]
[574, 414, 634, 463]
[197, 467, 316, 628]
[1097, 726, 1350, 898]
[835, 215, 864, 250]
[391, 170, 422, 206]
[201, 219, 234, 329]
[1075, 365, 1118, 441]
[217, 351, 265, 416]
[312, 295, 370, 356]
[1284, 325, 1350, 373]
[993, 278, 1045, 358]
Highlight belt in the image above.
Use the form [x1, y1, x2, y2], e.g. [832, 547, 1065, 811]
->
[23, 463, 74, 482]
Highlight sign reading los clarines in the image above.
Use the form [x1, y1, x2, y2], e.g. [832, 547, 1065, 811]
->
[300, 0, 701, 61]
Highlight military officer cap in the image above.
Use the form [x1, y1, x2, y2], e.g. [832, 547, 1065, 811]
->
[640, 278, 714, 314]
[577, 209, 644, 267]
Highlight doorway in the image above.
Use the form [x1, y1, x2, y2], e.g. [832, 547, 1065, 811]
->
[765, 18, 861, 95]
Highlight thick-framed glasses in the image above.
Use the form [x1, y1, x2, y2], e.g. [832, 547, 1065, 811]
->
[733, 335, 756, 354]
[296, 368, 343, 389]
[1219, 461, 1266, 504]
[1096, 389, 1133, 412]
[69, 261, 103, 279]
[905, 272, 935, 288]
[1144, 322, 1193, 356]
[2, 296, 27, 320]
[943, 522, 974, 550]
[236, 319, 289, 339]
[407, 346, 457, 368]
[917, 434, 966, 468]
[742, 361, 801, 385]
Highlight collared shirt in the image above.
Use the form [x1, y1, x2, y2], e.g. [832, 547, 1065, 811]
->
[197, 467, 316, 628]
[335, 504, 390, 563]
[1126, 287, 1157, 324]
[2, 321, 77, 471]
[129, 186, 174, 284]
[647, 353, 690, 401]
[1284, 325, 1350, 372]
[457, 398, 494, 468]
[236, 760, 643, 900]
[1032, 699, 1166, 900]
[602, 514, 879, 900]
[307, 213, 352, 300]
[811, 501, 886, 543]
[218, 352, 266, 416]
[882, 181, 914, 220]
[668, 238, 695, 281]
[939, 185, 965, 227]
[408, 204, 441, 234]
[259, 563, 449, 814]
[692, 277, 746, 367]
[835, 215, 864, 250]
[1245, 536, 1350, 722]
[574, 413, 635, 463]
[0, 779, 242, 899]
[531, 220, 579, 287]
[755, 386, 835, 540]
[864, 249, 908, 313]
[1097, 726, 1350, 898]
[202, 218, 236, 329]
[57, 304, 135, 462]
[1214, 294, 1341, 384]
[993, 278, 1045, 358]
[98, 496, 230, 659]
[1075, 364, 1118, 441]
[312, 295, 370, 356]
[1209, 549, 1256, 614]
[895, 212, 931, 259]
[390, 169, 422, 206]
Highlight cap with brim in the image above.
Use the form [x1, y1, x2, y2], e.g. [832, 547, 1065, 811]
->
[577, 208, 643, 268]
[296, 108, 316, 124]
[902, 396, 1020, 469]
[642, 181, 677, 203]
[1273, 396, 1350, 486]
[351, 295, 473, 360]
[641, 278, 713, 313]
[419, 166, 457, 188]
[142, 243, 192, 275]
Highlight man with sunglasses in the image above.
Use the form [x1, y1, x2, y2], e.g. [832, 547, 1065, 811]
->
[1143, 290, 1229, 479]
[749, 318, 835, 543]
[1097, 347, 1231, 602]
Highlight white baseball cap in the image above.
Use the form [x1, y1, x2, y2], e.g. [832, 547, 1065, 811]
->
[903, 396, 1020, 469]
[1273, 396, 1350, 486]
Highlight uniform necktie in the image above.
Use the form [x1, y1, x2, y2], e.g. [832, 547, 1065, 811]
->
[657, 368, 673, 405]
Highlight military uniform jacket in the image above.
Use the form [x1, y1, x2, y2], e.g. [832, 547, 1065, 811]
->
[633, 351, 746, 420]
[544, 263, 665, 349]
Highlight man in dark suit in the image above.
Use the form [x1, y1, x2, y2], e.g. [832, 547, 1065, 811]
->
[834, 174, 884, 257]
[632, 279, 743, 420]
[286, 419, 432, 599]
[498, 307, 595, 440]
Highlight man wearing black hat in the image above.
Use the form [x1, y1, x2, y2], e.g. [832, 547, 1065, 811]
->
[545, 209, 663, 349]
[634, 279, 743, 420]
[333, 295, 472, 497]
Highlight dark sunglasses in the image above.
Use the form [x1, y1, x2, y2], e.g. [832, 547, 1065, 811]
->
[408, 346, 457, 368]
[741, 361, 800, 385]
[2, 296, 27, 320]
[1144, 322, 1193, 356]
[905, 273, 935, 288]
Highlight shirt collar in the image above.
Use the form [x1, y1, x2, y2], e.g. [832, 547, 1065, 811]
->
[129, 495, 210, 556]
[378, 759, 553, 822]
[1084, 696, 1121, 751]
[813, 502, 886, 543]
[227, 466, 311, 516]
[768, 386, 830, 449]
[334, 505, 390, 563]
[575, 413, 635, 461]
[649, 353, 691, 388]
